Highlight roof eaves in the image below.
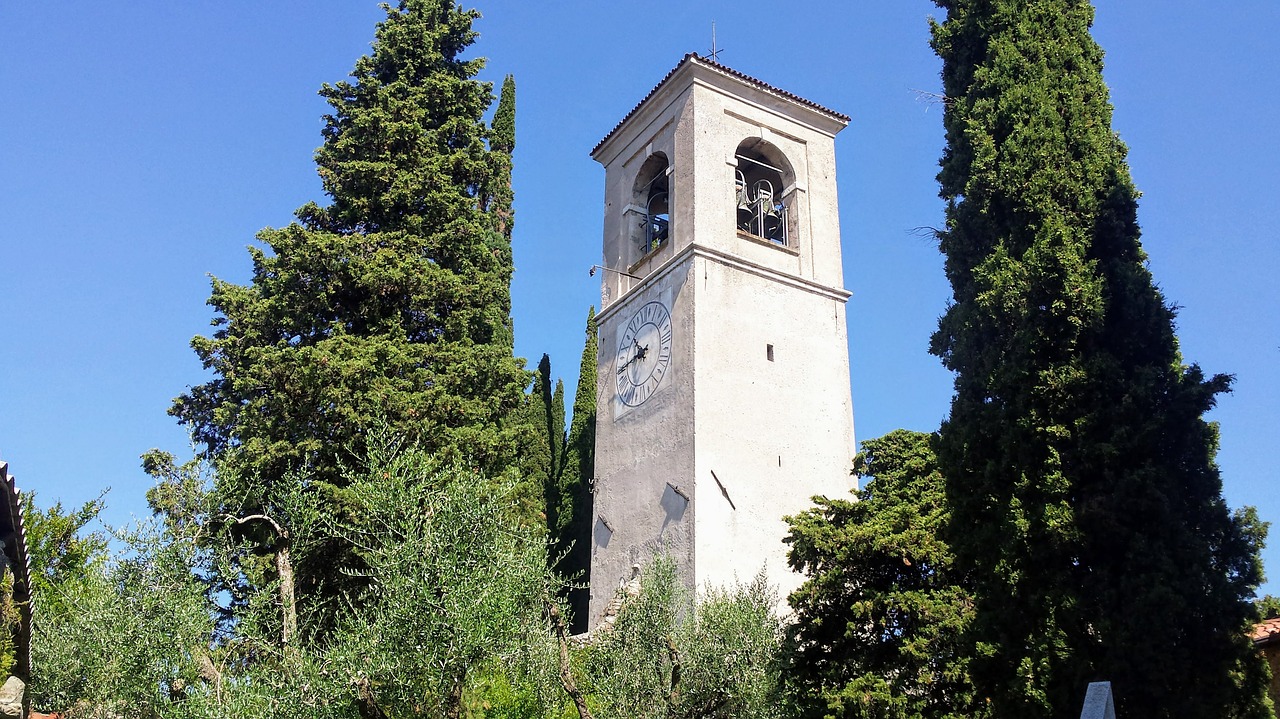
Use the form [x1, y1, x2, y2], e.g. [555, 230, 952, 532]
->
[591, 53, 849, 158]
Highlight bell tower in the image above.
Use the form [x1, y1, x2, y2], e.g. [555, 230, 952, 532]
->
[589, 55, 854, 627]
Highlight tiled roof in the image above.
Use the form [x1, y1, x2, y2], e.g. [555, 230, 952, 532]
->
[592, 53, 849, 156]
[1253, 616, 1280, 646]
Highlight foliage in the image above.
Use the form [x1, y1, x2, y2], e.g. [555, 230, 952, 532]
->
[489, 73, 516, 293]
[0, 570, 16, 678]
[143, 448, 318, 647]
[25, 468, 798, 719]
[20, 493, 109, 706]
[928, 1, 1272, 716]
[509, 354, 563, 531]
[1258, 595, 1280, 621]
[315, 447, 561, 719]
[166, 0, 529, 636]
[28, 516, 215, 716]
[30, 446, 568, 719]
[785, 430, 980, 719]
[21, 491, 108, 601]
[586, 558, 786, 719]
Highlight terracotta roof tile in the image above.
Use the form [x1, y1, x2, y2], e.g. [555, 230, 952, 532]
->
[592, 53, 849, 157]
[1252, 616, 1280, 645]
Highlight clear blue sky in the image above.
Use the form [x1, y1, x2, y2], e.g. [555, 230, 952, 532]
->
[2, 2, 1277, 591]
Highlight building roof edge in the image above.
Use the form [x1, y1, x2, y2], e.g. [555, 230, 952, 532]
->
[591, 53, 849, 158]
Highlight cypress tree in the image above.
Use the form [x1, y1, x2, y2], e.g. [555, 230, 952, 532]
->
[550, 378, 567, 475]
[786, 430, 978, 718]
[508, 353, 563, 533]
[170, 0, 528, 625]
[506, 361, 550, 533]
[557, 306, 597, 631]
[509, 309, 597, 629]
[929, 2, 1270, 717]
[490, 74, 515, 239]
[488, 74, 516, 350]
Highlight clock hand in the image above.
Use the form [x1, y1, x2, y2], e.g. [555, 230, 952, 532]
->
[618, 339, 651, 374]
[617, 354, 636, 374]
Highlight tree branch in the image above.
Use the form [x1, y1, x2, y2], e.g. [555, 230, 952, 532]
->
[222, 513, 288, 539]
[910, 88, 955, 109]
[355, 675, 388, 719]
[194, 649, 223, 703]
[219, 512, 297, 646]
[546, 598, 594, 719]
[666, 635, 682, 712]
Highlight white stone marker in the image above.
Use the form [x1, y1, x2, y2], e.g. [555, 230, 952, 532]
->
[1080, 681, 1116, 719]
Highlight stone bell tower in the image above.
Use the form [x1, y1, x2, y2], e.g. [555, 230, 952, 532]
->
[588, 54, 855, 627]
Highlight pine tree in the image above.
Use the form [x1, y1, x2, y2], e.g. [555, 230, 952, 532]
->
[169, 0, 528, 630]
[928, 2, 1271, 716]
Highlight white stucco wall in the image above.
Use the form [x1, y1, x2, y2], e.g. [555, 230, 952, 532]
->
[691, 250, 855, 599]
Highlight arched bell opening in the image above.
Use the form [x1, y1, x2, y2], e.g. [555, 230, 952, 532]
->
[734, 139, 794, 246]
[629, 153, 671, 257]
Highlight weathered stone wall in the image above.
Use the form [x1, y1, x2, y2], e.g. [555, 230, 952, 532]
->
[1264, 643, 1280, 713]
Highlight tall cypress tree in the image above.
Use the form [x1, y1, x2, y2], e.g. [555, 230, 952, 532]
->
[557, 306, 597, 631]
[170, 0, 528, 626]
[488, 74, 516, 351]
[509, 309, 597, 629]
[508, 353, 563, 534]
[929, 2, 1270, 717]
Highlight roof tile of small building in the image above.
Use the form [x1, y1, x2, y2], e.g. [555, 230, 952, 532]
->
[1252, 616, 1280, 645]
[592, 53, 849, 156]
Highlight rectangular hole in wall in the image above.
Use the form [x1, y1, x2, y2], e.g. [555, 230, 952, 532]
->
[766, 344, 775, 362]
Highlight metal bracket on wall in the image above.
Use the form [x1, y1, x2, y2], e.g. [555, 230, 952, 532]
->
[709, 469, 737, 511]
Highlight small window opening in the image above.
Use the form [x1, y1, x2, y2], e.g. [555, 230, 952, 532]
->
[766, 344, 775, 361]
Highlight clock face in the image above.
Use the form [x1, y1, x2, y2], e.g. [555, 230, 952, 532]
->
[615, 300, 673, 407]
